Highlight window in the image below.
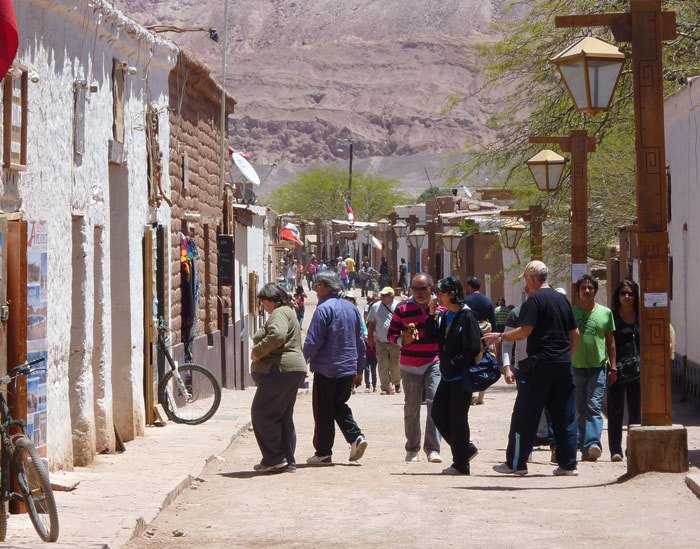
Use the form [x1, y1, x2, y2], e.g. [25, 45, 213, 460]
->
[3, 64, 28, 170]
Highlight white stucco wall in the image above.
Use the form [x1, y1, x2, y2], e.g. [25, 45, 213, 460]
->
[666, 77, 700, 367]
[5, 0, 176, 468]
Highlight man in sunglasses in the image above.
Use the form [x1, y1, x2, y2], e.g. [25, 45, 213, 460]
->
[387, 273, 444, 464]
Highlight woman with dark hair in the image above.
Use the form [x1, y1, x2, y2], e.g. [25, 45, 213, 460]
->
[607, 280, 641, 462]
[250, 283, 307, 472]
[425, 276, 482, 475]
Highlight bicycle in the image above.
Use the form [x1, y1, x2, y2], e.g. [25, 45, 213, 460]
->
[0, 358, 59, 543]
[156, 318, 222, 425]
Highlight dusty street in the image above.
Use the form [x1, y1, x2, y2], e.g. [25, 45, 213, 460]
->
[126, 290, 700, 548]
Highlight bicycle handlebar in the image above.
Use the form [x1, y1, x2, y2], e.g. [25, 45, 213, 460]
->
[1, 358, 46, 385]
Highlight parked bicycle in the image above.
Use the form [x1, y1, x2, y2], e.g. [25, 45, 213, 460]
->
[0, 358, 59, 543]
[156, 318, 222, 425]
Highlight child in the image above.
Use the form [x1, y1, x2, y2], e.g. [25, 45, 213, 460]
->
[293, 286, 307, 326]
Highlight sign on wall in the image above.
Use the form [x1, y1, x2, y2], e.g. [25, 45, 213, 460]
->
[26, 221, 48, 457]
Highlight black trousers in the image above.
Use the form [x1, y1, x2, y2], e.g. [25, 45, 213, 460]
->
[432, 379, 472, 471]
[506, 361, 578, 471]
[312, 373, 363, 457]
[251, 365, 306, 467]
[607, 378, 641, 456]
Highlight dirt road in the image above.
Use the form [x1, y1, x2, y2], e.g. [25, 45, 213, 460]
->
[126, 291, 700, 548]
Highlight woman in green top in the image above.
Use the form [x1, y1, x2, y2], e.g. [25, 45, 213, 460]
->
[250, 283, 307, 473]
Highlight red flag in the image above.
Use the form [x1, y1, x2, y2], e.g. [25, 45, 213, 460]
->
[345, 200, 355, 223]
[281, 221, 303, 247]
[0, 0, 18, 81]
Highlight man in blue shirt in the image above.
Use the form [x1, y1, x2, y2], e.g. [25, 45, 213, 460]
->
[303, 272, 368, 465]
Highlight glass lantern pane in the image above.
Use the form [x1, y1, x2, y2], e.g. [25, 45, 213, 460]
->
[588, 60, 623, 109]
[559, 61, 588, 110]
[529, 164, 549, 191]
[547, 163, 566, 191]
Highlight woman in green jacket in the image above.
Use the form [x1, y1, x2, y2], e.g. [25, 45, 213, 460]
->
[250, 283, 307, 472]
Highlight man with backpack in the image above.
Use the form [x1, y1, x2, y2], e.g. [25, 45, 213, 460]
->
[465, 276, 498, 405]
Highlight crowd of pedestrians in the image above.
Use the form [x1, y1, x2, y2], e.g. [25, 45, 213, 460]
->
[250, 257, 650, 479]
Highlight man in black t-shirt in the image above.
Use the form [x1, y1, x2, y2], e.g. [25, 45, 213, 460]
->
[483, 260, 580, 476]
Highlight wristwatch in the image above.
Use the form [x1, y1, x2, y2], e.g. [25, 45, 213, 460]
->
[498, 333, 503, 342]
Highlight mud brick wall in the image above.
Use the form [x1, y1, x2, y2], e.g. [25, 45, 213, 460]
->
[168, 52, 236, 341]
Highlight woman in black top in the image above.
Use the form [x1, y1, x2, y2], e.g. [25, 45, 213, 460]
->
[425, 277, 482, 475]
[607, 280, 641, 461]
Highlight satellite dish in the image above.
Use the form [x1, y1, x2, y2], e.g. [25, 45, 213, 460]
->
[231, 152, 261, 186]
[462, 185, 473, 198]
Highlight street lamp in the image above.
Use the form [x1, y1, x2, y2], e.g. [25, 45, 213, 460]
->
[554, 0, 683, 475]
[376, 218, 391, 233]
[525, 150, 567, 192]
[407, 229, 426, 249]
[551, 37, 626, 116]
[440, 228, 464, 277]
[337, 138, 355, 205]
[392, 220, 408, 238]
[499, 220, 526, 251]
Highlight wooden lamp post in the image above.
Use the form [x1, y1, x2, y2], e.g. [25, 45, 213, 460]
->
[554, 0, 686, 475]
[528, 131, 597, 302]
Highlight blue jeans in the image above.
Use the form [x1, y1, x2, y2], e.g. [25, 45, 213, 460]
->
[573, 366, 606, 453]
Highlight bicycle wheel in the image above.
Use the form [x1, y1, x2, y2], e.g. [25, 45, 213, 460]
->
[158, 364, 222, 425]
[13, 436, 59, 542]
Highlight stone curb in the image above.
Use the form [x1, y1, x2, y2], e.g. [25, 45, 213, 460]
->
[685, 472, 700, 500]
[115, 420, 253, 548]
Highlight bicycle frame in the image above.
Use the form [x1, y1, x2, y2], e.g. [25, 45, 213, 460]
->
[0, 380, 30, 508]
[156, 321, 193, 401]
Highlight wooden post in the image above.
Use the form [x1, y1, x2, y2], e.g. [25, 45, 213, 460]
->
[555, 0, 684, 474]
[427, 220, 437, 282]
[529, 131, 596, 302]
[8, 221, 27, 514]
[529, 205, 544, 261]
[408, 215, 417, 278]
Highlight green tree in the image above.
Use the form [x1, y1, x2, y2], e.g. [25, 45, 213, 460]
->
[266, 166, 411, 222]
[416, 187, 454, 203]
[446, 0, 699, 273]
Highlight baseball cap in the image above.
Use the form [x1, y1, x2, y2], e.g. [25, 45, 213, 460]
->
[379, 286, 395, 296]
[517, 260, 549, 280]
[345, 292, 357, 301]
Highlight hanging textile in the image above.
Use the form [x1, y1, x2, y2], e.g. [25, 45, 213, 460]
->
[180, 233, 200, 360]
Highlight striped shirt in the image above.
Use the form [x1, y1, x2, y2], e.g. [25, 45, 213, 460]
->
[387, 297, 445, 368]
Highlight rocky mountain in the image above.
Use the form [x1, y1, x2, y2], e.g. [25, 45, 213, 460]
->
[112, 0, 516, 197]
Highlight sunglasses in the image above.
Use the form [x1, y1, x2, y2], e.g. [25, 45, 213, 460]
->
[620, 291, 634, 297]
[410, 285, 430, 292]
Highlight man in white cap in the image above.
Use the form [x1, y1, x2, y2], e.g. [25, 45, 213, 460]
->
[483, 260, 580, 476]
[366, 286, 402, 395]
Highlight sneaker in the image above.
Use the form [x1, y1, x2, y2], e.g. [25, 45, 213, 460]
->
[380, 390, 391, 395]
[254, 460, 288, 472]
[442, 466, 469, 475]
[553, 466, 579, 476]
[467, 443, 479, 461]
[611, 453, 623, 462]
[550, 449, 557, 464]
[395, 384, 401, 394]
[349, 436, 368, 462]
[427, 451, 442, 463]
[306, 455, 332, 465]
[493, 463, 527, 476]
[587, 445, 602, 461]
[283, 463, 297, 473]
[405, 451, 419, 462]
